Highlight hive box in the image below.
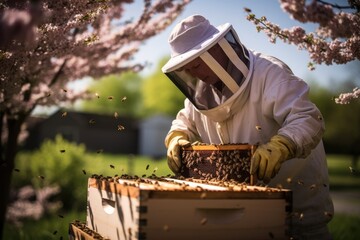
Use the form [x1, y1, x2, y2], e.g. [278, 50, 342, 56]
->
[86, 177, 292, 240]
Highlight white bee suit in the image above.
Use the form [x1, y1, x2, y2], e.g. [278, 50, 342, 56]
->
[167, 50, 334, 237]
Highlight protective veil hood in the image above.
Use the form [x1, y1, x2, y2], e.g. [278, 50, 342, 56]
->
[162, 15, 252, 122]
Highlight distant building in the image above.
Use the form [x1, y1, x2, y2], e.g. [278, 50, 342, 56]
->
[23, 110, 172, 158]
[24, 110, 139, 154]
[139, 115, 173, 158]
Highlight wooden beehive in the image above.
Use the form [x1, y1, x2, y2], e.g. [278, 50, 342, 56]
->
[180, 144, 257, 184]
[85, 176, 292, 240]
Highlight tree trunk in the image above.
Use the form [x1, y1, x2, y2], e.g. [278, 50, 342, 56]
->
[0, 115, 24, 239]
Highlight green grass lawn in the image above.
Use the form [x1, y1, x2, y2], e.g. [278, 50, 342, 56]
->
[327, 154, 360, 190]
[4, 153, 360, 239]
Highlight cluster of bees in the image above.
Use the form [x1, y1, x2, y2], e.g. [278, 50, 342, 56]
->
[180, 147, 253, 183]
[71, 220, 109, 240]
[89, 173, 282, 194]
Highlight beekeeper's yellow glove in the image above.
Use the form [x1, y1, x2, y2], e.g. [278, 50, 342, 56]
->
[165, 131, 191, 173]
[251, 135, 296, 183]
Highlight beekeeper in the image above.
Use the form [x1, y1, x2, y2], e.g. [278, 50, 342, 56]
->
[162, 15, 334, 239]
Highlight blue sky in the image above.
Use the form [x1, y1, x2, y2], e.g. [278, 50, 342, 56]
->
[125, 0, 359, 89]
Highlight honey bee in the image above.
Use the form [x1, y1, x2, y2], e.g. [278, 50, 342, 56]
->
[255, 125, 262, 131]
[60, 149, 66, 153]
[38, 175, 45, 180]
[121, 96, 127, 102]
[82, 169, 86, 175]
[163, 225, 169, 231]
[108, 96, 114, 100]
[146, 164, 150, 170]
[110, 164, 115, 169]
[200, 192, 207, 199]
[62, 88, 67, 93]
[117, 124, 125, 131]
[297, 180, 304, 185]
[309, 184, 316, 190]
[324, 211, 333, 218]
[349, 166, 357, 174]
[61, 112, 67, 117]
[200, 218, 207, 225]
[114, 112, 119, 119]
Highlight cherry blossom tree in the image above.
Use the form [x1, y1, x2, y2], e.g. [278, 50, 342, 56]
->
[0, 0, 190, 237]
[245, 0, 360, 104]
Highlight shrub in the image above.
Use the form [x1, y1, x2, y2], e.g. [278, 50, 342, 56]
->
[13, 135, 89, 210]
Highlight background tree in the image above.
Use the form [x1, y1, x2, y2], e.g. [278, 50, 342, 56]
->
[245, 0, 360, 103]
[141, 57, 185, 117]
[80, 72, 143, 117]
[309, 79, 360, 167]
[0, 0, 191, 237]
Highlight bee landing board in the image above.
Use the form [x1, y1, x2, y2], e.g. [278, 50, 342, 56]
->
[181, 144, 257, 184]
[86, 177, 292, 240]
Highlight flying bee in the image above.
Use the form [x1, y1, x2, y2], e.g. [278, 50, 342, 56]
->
[53, 230, 58, 235]
[14, 168, 20, 172]
[299, 213, 304, 220]
[114, 112, 119, 119]
[61, 111, 67, 117]
[200, 218, 207, 225]
[60, 149, 66, 153]
[117, 124, 125, 131]
[309, 184, 316, 190]
[96, 149, 103, 154]
[58, 214, 64, 218]
[82, 169, 87, 175]
[255, 125, 262, 131]
[89, 119, 96, 124]
[324, 211, 333, 218]
[38, 175, 45, 180]
[200, 192, 207, 199]
[121, 96, 127, 102]
[146, 164, 150, 170]
[108, 96, 114, 100]
[349, 166, 357, 175]
[95, 93, 100, 98]
[286, 177, 292, 184]
[62, 88, 67, 93]
[110, 164, 115, 169]
[163, 225, 169, 231]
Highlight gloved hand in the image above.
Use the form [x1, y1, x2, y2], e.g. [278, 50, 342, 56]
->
[250, 135, 296, 183]
[165, 131, 191, 173]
